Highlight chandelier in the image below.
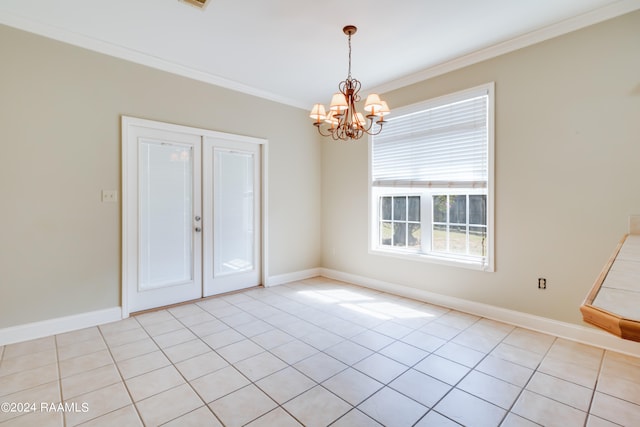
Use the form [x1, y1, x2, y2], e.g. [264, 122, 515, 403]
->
[309, 25, 390, 141]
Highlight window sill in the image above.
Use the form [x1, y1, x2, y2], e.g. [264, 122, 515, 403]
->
[369, 248, 493, 272]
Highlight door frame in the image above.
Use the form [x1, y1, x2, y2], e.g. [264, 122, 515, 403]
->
[121, 116, 269, 318]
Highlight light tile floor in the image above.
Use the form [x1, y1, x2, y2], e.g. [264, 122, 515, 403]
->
[1, 277, 640, 426]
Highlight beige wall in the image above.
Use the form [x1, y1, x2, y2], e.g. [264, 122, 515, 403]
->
[322, 11, 640, 325]
[0, 25, 322, 328]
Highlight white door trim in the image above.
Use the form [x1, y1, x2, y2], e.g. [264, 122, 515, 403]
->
[121, 116, 268, 318]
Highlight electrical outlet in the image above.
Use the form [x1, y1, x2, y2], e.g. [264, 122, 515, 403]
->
[538, 278, 547, 289]
[102, 190, 118, 203]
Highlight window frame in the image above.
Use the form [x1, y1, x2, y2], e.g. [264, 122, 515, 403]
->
[368, 83, 495, 272]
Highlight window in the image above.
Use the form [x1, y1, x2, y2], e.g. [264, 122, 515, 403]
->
[369, 83, 494, 271]
[432, 194, 486, 257]
[379, 195, 421, 248]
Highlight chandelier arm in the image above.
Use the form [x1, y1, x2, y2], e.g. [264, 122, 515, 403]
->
[350, 79, 361, 103]
[314, 124, 335, 138]
[352, 116, 384, 137]
[336, 119, 350, 140]
[358, 118, 373, 133]
[338, 80, 347, 96]
[366, 123, 384, 136]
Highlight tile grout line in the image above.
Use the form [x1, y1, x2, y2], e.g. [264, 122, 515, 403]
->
[96, 322, 147, 427]
[418, 315, 613, 426]
[582, 348, 606, 427]
[178, 291, 312, 426]
[164, 298, 330, 425]
[1, 337, 64, 427]
[410, 319, 485, 426]
[411, 316, 509, 427]
[262, 283, 506, 425]
[198, 291, 328, 426]
[132, 312, 224, 427]
[249, 286, 397, 426]
[514, 341, 607, 424]
[53, 335, 66, 427]
[182, 288, 381, 425]
[233, 286, 419, 415]
[496, 335, 559, 427]
[230, 284, 467, 426]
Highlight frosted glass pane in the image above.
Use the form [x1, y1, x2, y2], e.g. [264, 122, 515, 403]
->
[139, 140, 193, 290]
[214, 150, 254, 276]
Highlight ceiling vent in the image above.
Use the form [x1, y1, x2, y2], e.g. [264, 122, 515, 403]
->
[179, 0, 210, 10]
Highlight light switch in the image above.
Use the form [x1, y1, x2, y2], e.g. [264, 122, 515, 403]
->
[102, 190, 118, 203]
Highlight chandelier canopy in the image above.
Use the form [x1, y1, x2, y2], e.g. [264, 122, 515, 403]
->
[310, 25, 390, 141]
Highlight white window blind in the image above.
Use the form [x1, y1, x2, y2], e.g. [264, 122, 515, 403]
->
[372, 92, 488, 189]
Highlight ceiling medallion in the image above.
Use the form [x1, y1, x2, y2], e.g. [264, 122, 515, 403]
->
[310, 25, 390, 141]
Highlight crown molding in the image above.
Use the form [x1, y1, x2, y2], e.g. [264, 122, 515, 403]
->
[0, 12, 309, 109]
[369, 0, 640, 96]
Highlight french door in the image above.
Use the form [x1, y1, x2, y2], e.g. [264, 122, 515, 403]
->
[203, 137, 261, 296]
[123, 117, 262, 313]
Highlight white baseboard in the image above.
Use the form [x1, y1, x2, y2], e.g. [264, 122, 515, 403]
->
[265, 268, 321, 287]
[0, 307, 122, 346]
[320, 268, 640, 357]
[5, 269, 639, 356]
[0, 267, 323, 346]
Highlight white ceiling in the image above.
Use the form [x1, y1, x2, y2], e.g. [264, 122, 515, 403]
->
[1, 0, 639, 110]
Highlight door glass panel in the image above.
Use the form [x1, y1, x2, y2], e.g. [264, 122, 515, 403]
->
[139, 140, 193, 290]
[214, 149, 254, 276]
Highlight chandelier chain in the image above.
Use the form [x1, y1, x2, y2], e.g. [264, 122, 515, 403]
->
[347, 32, 352, 80]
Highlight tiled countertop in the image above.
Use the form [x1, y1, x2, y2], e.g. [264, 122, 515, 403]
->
[593, 235, 640, 321]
